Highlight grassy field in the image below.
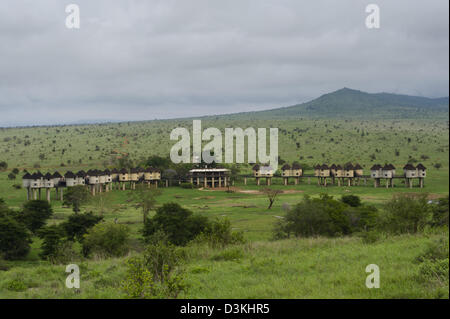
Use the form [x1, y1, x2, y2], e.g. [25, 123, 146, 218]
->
[0, 117, 448, 299]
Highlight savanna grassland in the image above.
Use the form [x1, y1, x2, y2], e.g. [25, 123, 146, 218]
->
[0, 114, 448, 299]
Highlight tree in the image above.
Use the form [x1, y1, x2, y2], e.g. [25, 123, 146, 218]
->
[20, 200, 53, 233]
[0, 161, 7, 171]
[62, 211, 103, 241]
[37, 225, 65, 260]
[144, 155, 171, 170]
[63, 185, 91, 213]
[128, 184, 161, 223]
[0, 215, 31, 260]
[262, 188, 283, 209]
[89, 191, 120, 217]
[143, 203, 210, 246]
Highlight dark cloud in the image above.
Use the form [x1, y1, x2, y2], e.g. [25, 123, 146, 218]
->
[0, 0, 448, 126]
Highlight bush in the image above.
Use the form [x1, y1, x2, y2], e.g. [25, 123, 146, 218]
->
[381, 193, 431, 234]
[359, 230, 381, 244]
[143, 203, 209, 246]
[273, 194, 378, 238]
[341, 195, 361, 207]
[415, 237, 449, 263]
[20, 200, 53, 234]
[82, 222, 130, 258]
[415, 236, 449, 286]
[5, 278, 27, 292]
[0, 215, 31, 260]
[62, 212, 103, 242]
[431, 196, 449, 227]
[122, 241, 188, 299]
[211, 247, 244, 262]
[418, 258, 449, 284]
[180, 183, 193, 189]
[195, 218, 246, 248]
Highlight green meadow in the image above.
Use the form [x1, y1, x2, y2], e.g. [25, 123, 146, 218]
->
[0, 116, 448, 298]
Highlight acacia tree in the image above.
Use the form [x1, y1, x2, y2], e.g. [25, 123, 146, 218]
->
[262, 188, 283, 209]
[128, 184, 161, 223]
[63, 185, 91, 213]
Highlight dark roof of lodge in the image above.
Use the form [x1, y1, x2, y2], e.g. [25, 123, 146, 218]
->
[292, 163, 302, 169]
[330, 164, 337, 169]
[87, 169, 98, 176]
[103, 169, 111, 175]
[44, 172, 53, 179]
[52, 171, 63, 178]
[320, 164, 329, 170]
[403, 163, 416, 170]
[65, 171, 76, 178]
[22, 172, 32, 179]
[344, 163, 354, 170]
[252, 164, 260, 170]
[35, 171, 43, 178]
[416, 163, 426, 170]
[76, 170, 87, 177]
[119, 168, 128, 174]
[111, 168, 119, 174]
[314, 164, 321, 169]
[382, 164, 395, 170]
[335, 164, 343, 170]
[354, 163, 363, 169]
[371, 164, 382, 170]
[281, 164, 291, 170]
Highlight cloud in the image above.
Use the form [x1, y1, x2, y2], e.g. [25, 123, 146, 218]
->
[0, 0, 448, 126]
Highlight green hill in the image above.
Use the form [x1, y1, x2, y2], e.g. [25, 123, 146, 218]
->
[220, 88, 449, 120]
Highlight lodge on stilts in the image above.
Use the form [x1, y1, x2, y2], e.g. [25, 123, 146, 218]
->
[21, 160, 428, 203]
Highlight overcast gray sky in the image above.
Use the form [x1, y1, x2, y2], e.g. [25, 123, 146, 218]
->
[0, 0, 448, 126]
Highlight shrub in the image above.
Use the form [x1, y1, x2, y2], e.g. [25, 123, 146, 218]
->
[143, 203, 209, 246]
[122, 241, 188, 299]
[20, 200, 53, 234]
[0, 215, 31, 260]
[5, 278, 27, 292]
[415, 236, 449, 286]
[341, 195, 361, 207]
[359, 230, 380, 244]
[431, 196, 449, 227]
[382, 193, 432, 234]
[180, 183, 193, 189]
[195, 218, 246, 248]
[418, 258, 449, 284]
[415, 237, 449, 263]
[62, 212, 103, 242]
[82, 222, 130, 258]
[211, 247, 244, 262]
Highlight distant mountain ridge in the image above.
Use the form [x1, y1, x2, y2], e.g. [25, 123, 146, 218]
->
[231, 88, 449, 119]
